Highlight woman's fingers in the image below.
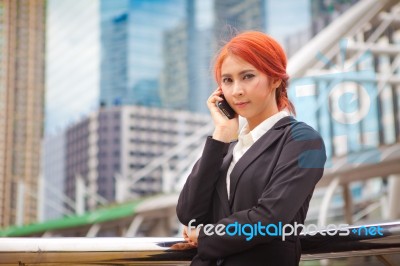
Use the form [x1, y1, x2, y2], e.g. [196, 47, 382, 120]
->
[188, 241, 198, 247]
[207, 88, 223, 103]
[182, 226, 190, 241]
[170, 242, 196, 250]
[182, 225, 198, 247]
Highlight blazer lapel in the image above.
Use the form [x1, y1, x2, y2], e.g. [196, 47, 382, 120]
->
[216, 141, 237, 217]
[229, 116, 297, 207]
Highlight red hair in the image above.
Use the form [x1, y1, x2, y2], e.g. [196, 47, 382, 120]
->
[214, 31, 296, 115]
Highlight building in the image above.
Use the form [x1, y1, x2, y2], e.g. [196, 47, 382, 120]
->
[46, 0, 186, 133]
[160, 0, 215, 113]
[311, 0, 359, 35]
[284, 0, 359, 58]
[214, 0, 266, 40]
[186, 0, 215, 114]
[0, 0, 46, 227]
[160, 22, 189, 110]
[60, 106, 210, 214]
[163, 0, 264, 113]
[284, 0, 358, 57]
[186, 27, 214, 113]
[99, 12, 128, 107]
[162, 0, 312, 113]
[99, 0, 186, 108]
[42, 133, 66, 221]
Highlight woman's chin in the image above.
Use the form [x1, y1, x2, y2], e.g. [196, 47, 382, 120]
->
[236, 111, 250, 119]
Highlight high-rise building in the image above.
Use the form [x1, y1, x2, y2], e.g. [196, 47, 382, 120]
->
[100, 12, 128, 107]
[284, 0, 359, 58]
[214, 0, 266, 40]
[65, 113, 97, 213]
[159, 0, 214, 113]
[61, 105, 209, 213]
[185, 0, 215, 114]
[42, 133, 66, 221]
[0, 0, 46, 227]
[160, 22, 189, 110]
[215, 0, 311, 54]
[190, 28, 215, 113]
[311, 0, 359, 35]
[162, 0, 312, 113]
[100, 0, 186, 108]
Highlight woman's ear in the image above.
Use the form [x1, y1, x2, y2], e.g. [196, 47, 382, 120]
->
[271, 78, 282, 89]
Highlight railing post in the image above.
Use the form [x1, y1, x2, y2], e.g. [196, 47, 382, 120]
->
[318, 176, 340, 227]
[342, 183, 353, 225]
[75, 174, 85, 215]
[16, 180, 25, 226]
[388, 174, 400, 220]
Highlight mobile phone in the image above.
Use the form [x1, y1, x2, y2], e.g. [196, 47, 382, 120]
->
[217, 94, 236, 119]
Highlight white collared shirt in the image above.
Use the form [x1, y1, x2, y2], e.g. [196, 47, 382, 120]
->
[226, 110, 290, 199]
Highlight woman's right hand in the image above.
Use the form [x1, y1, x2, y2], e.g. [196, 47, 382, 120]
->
[207, 88, 239, 143]
[183, 225, 198, 247]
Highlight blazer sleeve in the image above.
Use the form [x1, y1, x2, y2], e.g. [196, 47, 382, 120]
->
[176, 136, 230, 225]
[196, 124, 327, 260]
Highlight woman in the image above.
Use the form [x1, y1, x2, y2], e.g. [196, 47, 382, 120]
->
[176, 31, 326, 266]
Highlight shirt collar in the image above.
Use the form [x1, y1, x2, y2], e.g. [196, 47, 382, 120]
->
[239, 110, 290, 143]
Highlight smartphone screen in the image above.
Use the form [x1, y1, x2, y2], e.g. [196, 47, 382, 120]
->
[217, 95, 236, 119]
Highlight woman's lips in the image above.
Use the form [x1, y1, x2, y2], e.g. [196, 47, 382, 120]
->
[235, 101, 249, 108]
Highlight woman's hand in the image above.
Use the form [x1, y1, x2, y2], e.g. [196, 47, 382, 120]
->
[207, 88, 239, 142]
[183, 225, 199, 247]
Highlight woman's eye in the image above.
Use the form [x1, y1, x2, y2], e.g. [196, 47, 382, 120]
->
[222, 77, 232, 83]
[243, 74, 254, 80]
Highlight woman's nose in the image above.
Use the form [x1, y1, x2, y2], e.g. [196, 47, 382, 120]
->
[232, 82, 244, 97]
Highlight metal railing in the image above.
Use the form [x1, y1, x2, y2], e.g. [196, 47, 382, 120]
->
[1, 222, 400, 265]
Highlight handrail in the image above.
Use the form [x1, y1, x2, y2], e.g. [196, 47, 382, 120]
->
[1, 222, 400, 265]
[300, 221, 400, 260]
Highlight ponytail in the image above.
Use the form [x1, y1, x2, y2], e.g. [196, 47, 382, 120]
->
[276, 79, 296, 115]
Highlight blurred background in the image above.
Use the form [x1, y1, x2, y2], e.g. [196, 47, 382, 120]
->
[0, 0, 400, 263]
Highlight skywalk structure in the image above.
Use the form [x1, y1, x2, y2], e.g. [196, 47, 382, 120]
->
[287, 0, 400, 227]
[1, 0, 400, 264]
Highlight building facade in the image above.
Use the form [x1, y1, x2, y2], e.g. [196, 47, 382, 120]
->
[162, 0, 312, 113]
[42, 132, 66, 221]
[214, 0, 266, 40]
[100, 12, 128, 107]
[60, 106, 210, 214]
[159, 22, 189, 110]
[0, 0, 46, 227]
[284, 0, 358, 57]
[311, 0, 359, 35]
[100, 0, 186, 108]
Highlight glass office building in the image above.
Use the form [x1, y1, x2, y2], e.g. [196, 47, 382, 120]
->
[100, 0, 186, 107]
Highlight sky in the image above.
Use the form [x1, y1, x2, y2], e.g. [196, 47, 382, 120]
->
[45, 0, 100, 135]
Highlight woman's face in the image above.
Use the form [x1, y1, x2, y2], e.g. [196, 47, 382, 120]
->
[220, 54, 280, 130]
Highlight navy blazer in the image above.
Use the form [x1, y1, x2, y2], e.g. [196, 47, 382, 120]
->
[177, 116, 327, 266]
